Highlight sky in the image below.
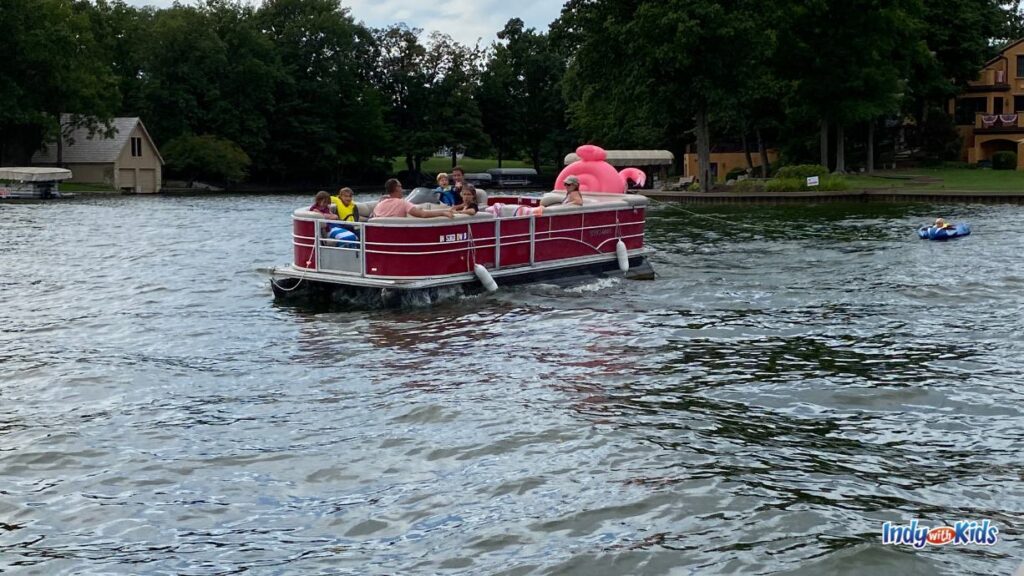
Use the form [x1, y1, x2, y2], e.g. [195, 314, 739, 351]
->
[122, 0, 564, 47]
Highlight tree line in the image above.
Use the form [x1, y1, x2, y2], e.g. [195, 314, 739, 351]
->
[1, 0, 1021, 190]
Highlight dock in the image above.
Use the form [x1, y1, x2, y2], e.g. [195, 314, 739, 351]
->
[0, 167, 73, 199]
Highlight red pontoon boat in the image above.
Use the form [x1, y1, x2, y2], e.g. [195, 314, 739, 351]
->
[269, 145, 653, 306]
[269, 190, 650, 305]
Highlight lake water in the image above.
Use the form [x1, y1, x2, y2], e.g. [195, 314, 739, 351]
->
[1, 194, 1021, 575]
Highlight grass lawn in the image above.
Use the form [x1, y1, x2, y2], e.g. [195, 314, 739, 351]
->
[391, 156, 557, 176]
[61, 182, 117, 193]
[845, 168, 1024, 191]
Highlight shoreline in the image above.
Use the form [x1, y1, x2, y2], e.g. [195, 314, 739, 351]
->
[9, 187, 1024, 204]
[641, 188, 1024, 204]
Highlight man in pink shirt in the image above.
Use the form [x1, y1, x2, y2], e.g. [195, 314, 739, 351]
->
[371, 178, 455, 218]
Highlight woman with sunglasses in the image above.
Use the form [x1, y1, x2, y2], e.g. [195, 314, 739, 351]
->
[562, 175, 584, 206]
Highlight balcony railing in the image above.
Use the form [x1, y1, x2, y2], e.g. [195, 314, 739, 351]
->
[975, 113, 1024, 130]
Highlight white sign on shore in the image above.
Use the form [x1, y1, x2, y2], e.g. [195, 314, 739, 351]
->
[807, 176, 820, 187]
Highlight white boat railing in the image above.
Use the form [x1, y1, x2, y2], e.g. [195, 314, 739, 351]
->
[292, 207, 646, 279]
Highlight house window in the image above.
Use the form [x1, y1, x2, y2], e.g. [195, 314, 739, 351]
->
[1017, 55, 1024, 78]
[1014, 96, 1024, 113]
[130, 137, 142, 157]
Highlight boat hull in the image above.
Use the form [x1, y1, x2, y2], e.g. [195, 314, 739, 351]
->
[271, 255, 653, 308]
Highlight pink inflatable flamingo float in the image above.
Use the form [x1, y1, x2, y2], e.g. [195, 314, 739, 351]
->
[555, 145, 647, 193]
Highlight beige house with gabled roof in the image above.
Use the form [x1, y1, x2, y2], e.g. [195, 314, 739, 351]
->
[32, 115, 163, 193]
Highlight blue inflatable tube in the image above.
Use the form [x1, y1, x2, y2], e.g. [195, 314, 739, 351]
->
[918, 223, 970, 240]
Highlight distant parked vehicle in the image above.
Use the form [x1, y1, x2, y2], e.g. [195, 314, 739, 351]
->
[487, 168, 537, 188]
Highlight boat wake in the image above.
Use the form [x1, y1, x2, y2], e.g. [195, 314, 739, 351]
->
[564, 276, 622, 293]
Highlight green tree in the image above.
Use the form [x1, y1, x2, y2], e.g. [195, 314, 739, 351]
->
[163, 134, 251, 184]
[486, 18, 571, 173]
[0, 0, 119, 164]
[368, 26, 487, 178]
[706, 2, 786, 177]
[903, 1, 1020, 166]
[77, 0, 154, 118]
[560, 0, 769, 191]
[257, 0, 390, 181]
[920, 0, 1019, 99]
[201, 0, 282, 170]
[554, 0, 667, 150]
[367, 24, 434, 178]
[422, 32, 489, 169]
[777, 0, 922, 172]
[477, 52, 520, 166]
[131, 5, 230, 145]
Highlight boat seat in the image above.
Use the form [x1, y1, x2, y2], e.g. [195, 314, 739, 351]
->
[540, 192, 566, 207]
[405, 187, 488, 207]
[356, 201, 377, 218]
[538, 191, 638, 207]
[542, 200, 632, 214]
[415, 202, 452, 211]
[399, 197, 491, 213]
[489, 204, 530, 217]
[367, 212, 494, 225]
[292, 204, 376, 220]
[538, 192, 605, 207]
[293, 208, 331, 219]
[292, 205, 377, 220]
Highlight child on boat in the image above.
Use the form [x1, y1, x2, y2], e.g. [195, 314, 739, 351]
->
[310, 191, 357, 246]
[331, 187, 360, 223]
[454, 185, 478, 215]
[435, 173, 458, 206]
[310, 191, 338, 217]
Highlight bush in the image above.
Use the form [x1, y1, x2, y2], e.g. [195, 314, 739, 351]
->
[992, 151, 1017, 170]
[731, 179, 761, 192]
[765, 175, 849, 192]
[765, 178, 799, 192]
[725, 167, 748, 181]
[163, 134, 251, 184]
[775, 164, 830, 179]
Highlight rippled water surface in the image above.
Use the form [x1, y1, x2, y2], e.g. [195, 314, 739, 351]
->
[2, 194, 1022, 575]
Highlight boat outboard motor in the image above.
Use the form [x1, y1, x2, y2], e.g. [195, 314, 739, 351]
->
[406, 187, 438, 205]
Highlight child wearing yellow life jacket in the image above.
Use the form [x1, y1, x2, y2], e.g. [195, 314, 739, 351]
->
[330, 187, 360, 222]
